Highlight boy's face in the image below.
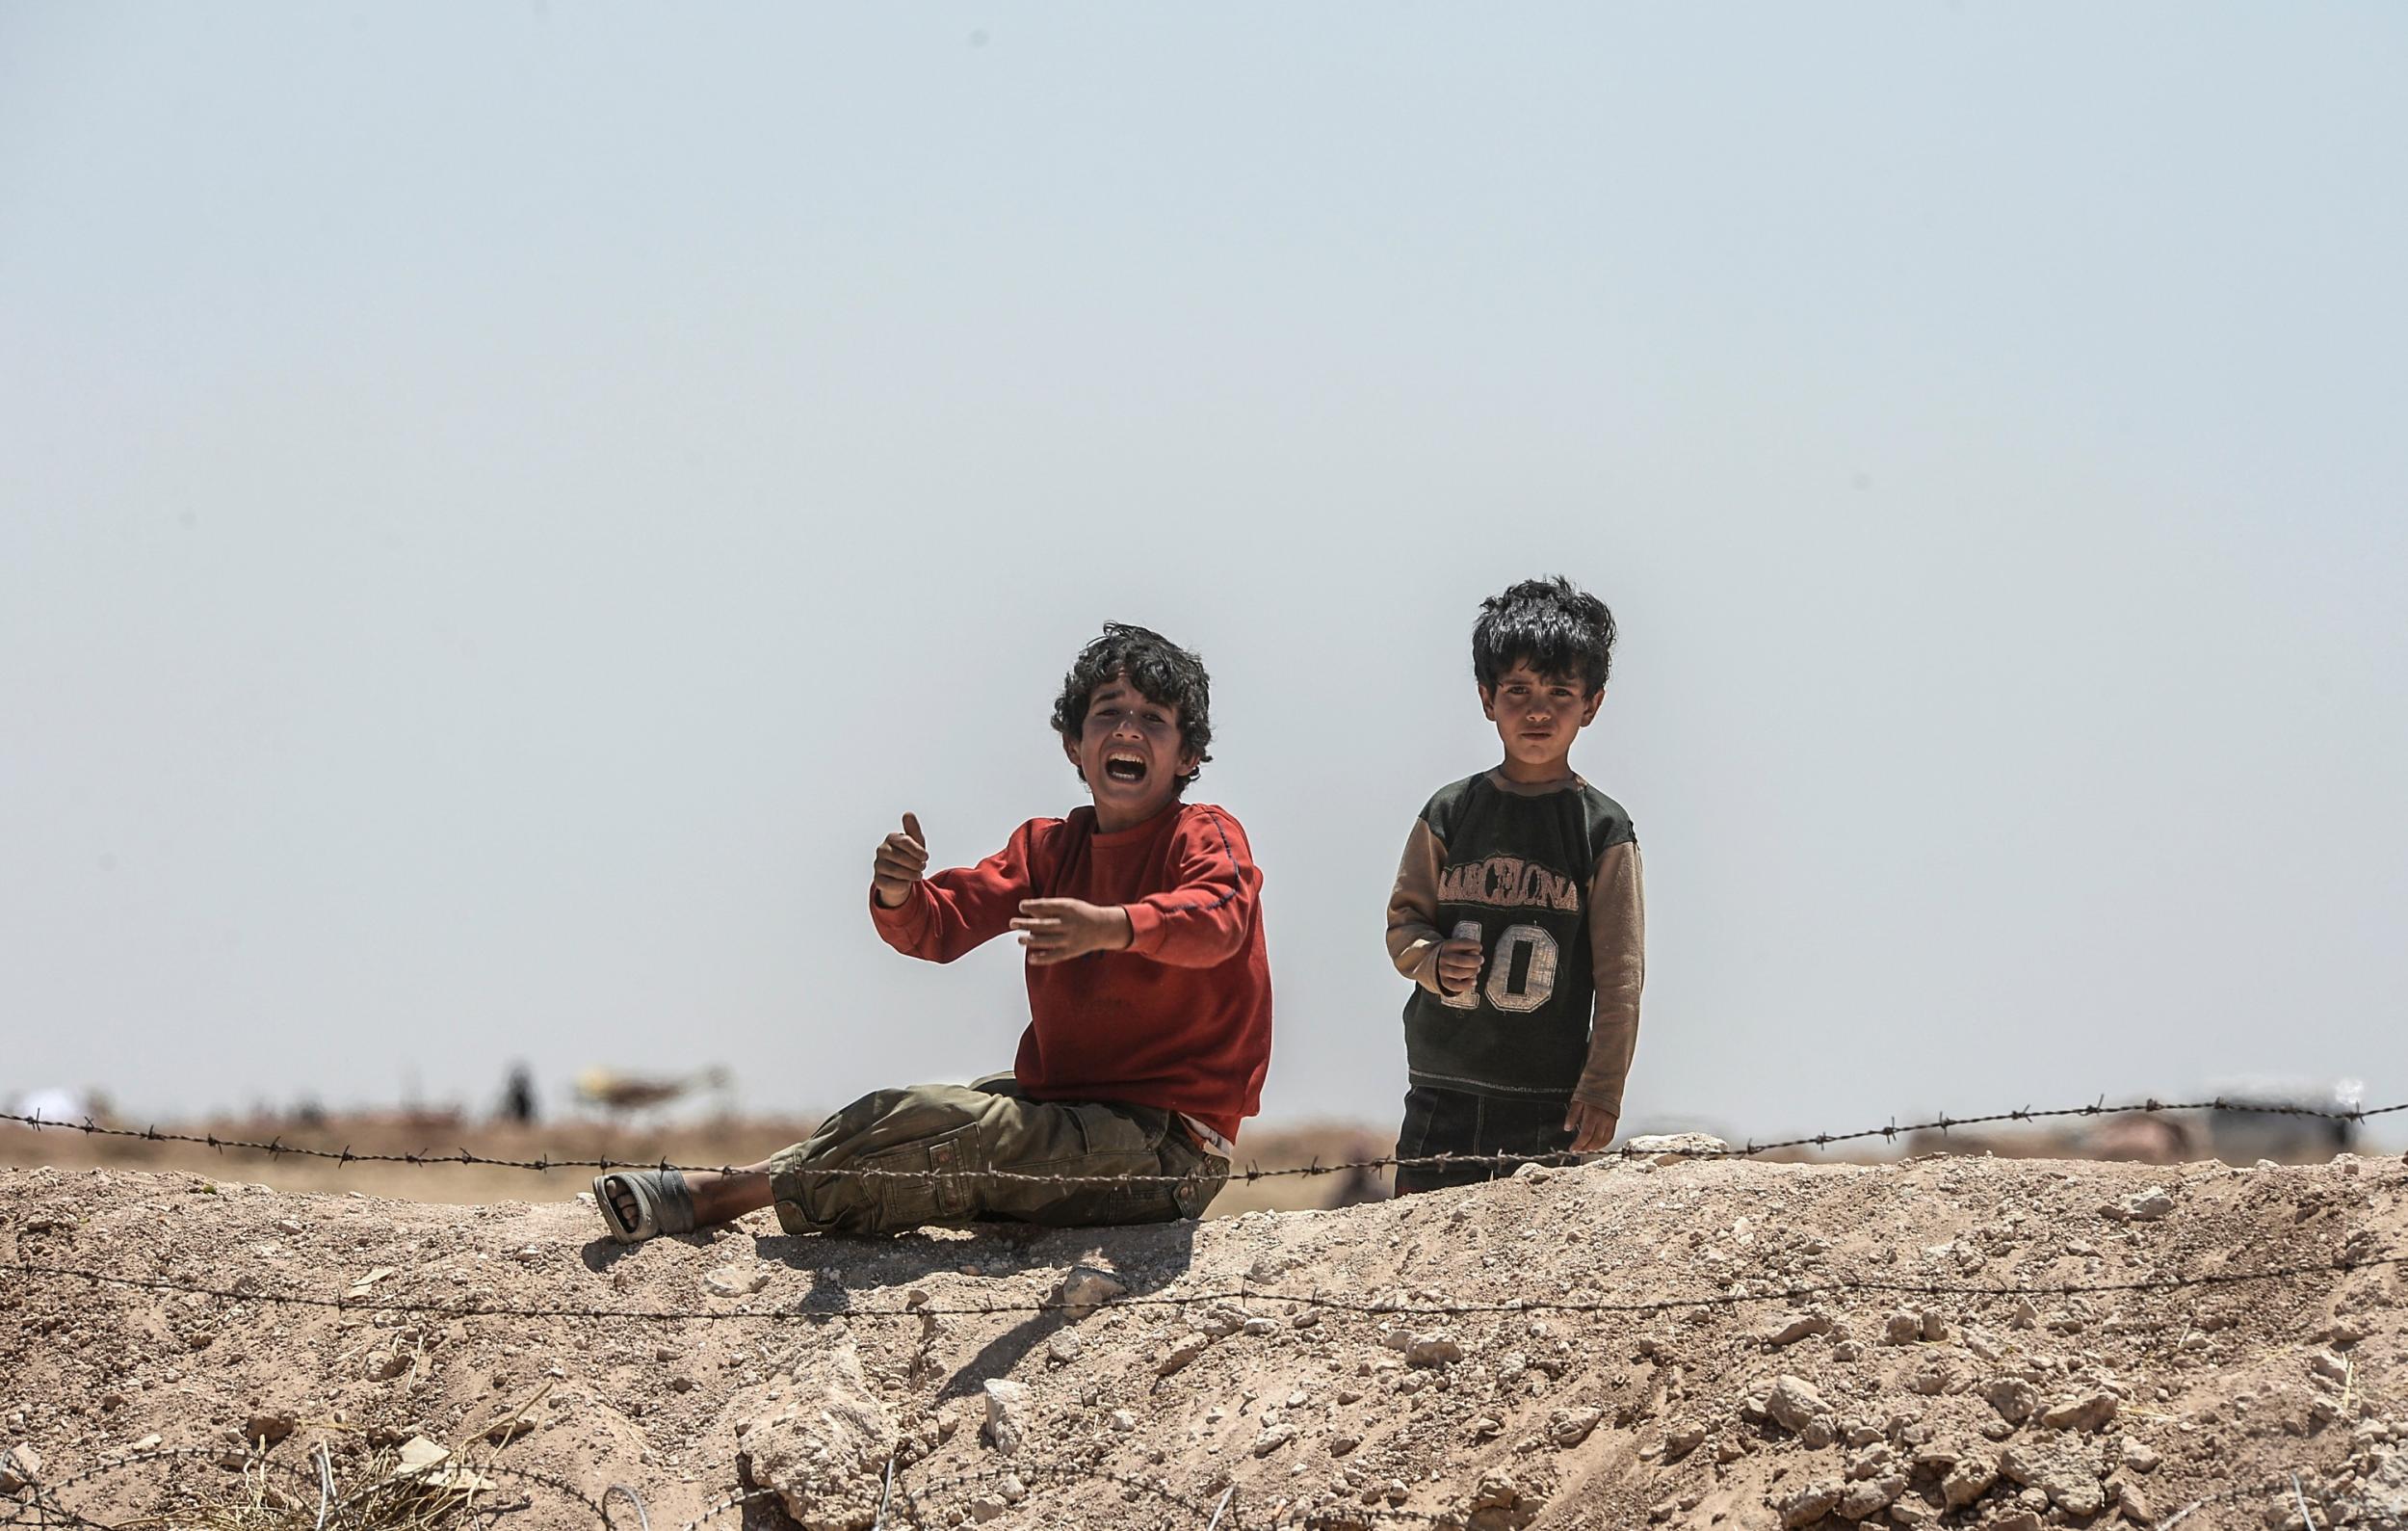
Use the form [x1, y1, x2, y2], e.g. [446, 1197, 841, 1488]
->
[1480, 662, 1602, 775]
[1065, 673, 1195, 827]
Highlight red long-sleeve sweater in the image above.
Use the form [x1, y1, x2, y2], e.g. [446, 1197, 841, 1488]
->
[869, 801, 1272, 1144]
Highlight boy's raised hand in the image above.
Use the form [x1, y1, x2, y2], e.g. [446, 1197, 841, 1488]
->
[1433, 937, 1483, 994]
[1011, 898, 1134, 965]
[873, 813, 929, 909]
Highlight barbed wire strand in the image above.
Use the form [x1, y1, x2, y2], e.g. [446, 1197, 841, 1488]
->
[602, 1484, 650, 1531]
[3, 1244, 2398, 1328]
[3, 1094, 2401, 1188]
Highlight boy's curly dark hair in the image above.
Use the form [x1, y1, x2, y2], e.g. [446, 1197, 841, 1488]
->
[1051, 624, 1214, 787]
[1473, 575, 1617, 694]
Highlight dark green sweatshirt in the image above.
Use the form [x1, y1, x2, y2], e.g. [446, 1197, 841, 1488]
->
[1385, 770, 1646, 1113]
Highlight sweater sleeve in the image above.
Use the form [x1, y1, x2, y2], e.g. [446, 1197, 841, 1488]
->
[1384, 818, 1452, 994]
[870, 820, 1047, 963]
[1121, 808, 1261, 967]
[1572, 841, 1646, 1114]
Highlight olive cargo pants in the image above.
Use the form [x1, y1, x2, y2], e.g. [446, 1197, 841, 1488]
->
[767, 1075, 1229, 1237]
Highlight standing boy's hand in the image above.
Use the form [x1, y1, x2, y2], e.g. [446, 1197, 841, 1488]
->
[1563, 1101, 1618, 1153]
[873, 813, 929, 908]
[1433, 937, 1483, 994]
[1011, 898, 1134, 965]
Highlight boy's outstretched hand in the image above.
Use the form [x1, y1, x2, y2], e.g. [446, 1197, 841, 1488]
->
[873, 813, 929, 909]
[1011, 898, 1134, 965]
[1563, 1101, 1618, 1153]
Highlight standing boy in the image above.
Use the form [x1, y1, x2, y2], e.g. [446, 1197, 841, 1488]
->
[1385, 577, 1644, 1196]
[591, 623, 1271, 1242]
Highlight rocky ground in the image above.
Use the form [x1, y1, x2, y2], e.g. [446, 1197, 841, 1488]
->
[3, 1150, 2403, 1531]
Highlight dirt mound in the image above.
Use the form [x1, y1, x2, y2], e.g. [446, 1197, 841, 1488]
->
[5, 1153, 2404, 1530]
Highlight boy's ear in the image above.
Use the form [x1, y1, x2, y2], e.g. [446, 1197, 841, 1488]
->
[1580, 687, 1605, 725]
[1477, 683, 1499, 721]
[1062, 735, 1086, 778]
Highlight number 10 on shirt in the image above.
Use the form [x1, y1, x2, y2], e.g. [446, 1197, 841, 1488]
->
[1436, 919, 1560, 1014]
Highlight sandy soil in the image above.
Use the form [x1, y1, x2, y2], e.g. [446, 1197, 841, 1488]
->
[4, 1150, 2404, 1531]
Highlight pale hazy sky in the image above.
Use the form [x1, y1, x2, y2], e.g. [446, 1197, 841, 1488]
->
[3, 5, 2402, 1149]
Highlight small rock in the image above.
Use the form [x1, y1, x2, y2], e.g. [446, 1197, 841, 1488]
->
[1942, 1453, 1998, 1509]
[2115, 1187, 2176, 1222]
[1982, 1378, 2040, 1426]
[1045, 1331, 1084, 1366]
[2038, 1390, 2118, 1432]
[1762, 1311, 1835, 1347]
[0, 1444, 43, 1491]
[704, 1264, 770, 1299]
[982, 1380, 1029, 1456]
[1884, 1310, 1923, 1345]
[1663, 1423, 1706, 1462]
[1157, 1334, 1211, 1376]
[1837, 1475, 1905, 1520]
[1627, 1131, 1732, 1163]
[395, 1438, 450, 1473]
[1108, 1410, 1137, 1433]
[969, 1496, 1006, 1522]
[1242, 1317, 1278, 1336]
[1328, 1432, 1360, 1456]
[1921, 1310, 1950, 1342]
[2117, 1478, 2156, 1523]
[2122, 1439, 2161, 1473]
[1888, 1491, 1943, 1526]
[1778, 1478, 1845, 1528]
[1404, 1333, 1463, 1367]
[1469, 1471, 1521, 1512]
[128, 1434, 163, 1453]
[1053, 1266, 1128, 1319]
[2002, 1436, 2107, 1518]
[245, 1413, 297, 1445]
[1549, 1408, 1602, 1448]
[1252, 1424, 1296, 1457]
[1767, 1375, 1829, 1433]
[1800, 1417, 1839, 1450]
[1198, 1304, 1250, 1338]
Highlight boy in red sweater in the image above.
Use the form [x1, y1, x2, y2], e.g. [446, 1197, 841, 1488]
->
[592, 624, 1271, 1243]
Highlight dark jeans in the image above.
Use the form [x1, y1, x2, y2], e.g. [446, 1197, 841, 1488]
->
[1393, 1084, 1574, 1197]
[768, 1075, 1228, 1236]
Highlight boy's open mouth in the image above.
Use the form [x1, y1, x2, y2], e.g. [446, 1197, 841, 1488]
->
[1103, 752, 1149, 784]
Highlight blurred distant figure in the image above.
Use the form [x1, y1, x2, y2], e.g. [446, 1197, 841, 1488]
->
[1325, 1136, 1390, 1208]
[502, 1065, 538, 1125]
[2088, 1113, 2194, 1164]
[576, 1066, 729, 1117]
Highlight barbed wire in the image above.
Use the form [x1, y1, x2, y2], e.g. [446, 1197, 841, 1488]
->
[3, 1092, 2400, 1190]
[3, 1242, 2398, 1328]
